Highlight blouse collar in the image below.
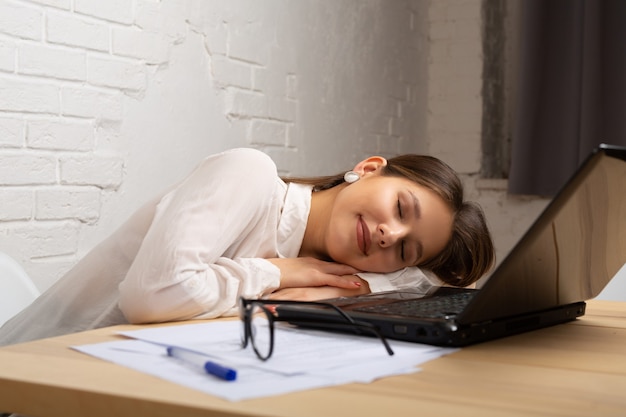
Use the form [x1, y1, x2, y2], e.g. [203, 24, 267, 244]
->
[277, 182, 313, 258]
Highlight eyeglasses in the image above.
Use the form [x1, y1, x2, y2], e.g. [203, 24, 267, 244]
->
[239, 297, 394, 361]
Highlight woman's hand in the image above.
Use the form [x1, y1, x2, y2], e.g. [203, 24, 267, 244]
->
[267, 278, 371, 302]
[266, 257, 362, 290]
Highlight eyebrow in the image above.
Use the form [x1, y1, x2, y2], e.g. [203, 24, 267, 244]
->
[410, 191, 421, 220]
[409, 191, 424, 263]
[414, 241, 424, 266]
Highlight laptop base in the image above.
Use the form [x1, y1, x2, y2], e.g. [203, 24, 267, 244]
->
[278, 301, 586, 347]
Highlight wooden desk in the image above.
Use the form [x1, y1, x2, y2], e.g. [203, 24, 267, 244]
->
[1, 299, 625, 417]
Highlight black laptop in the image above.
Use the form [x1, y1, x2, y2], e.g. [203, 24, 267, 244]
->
[277, 144, 626, 346]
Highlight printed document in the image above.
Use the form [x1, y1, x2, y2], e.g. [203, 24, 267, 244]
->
[74, 319, 455, 401]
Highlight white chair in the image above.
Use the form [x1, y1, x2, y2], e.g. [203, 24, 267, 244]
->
[0, 252, 40, 327]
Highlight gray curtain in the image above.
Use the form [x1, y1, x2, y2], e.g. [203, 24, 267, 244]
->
[509, 0, 626, 196]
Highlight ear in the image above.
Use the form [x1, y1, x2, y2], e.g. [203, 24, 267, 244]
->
[352, 156, 387, 176]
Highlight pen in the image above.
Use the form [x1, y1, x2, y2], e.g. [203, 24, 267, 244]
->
[166, 346, 237, 381]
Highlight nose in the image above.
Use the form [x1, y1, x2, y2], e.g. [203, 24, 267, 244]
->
[378, 223, 404, 247]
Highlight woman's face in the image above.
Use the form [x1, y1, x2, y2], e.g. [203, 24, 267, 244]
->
[325, 170, 454, 273]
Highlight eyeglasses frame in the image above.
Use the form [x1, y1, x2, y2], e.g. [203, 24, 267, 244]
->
[239, 297, 394, 361]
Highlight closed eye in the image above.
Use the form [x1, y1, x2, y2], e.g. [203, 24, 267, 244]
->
[397, 198, 406, 261]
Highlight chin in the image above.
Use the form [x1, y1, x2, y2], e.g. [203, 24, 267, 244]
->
[346, 261, 383, 274]
[361, 267, 388, 274]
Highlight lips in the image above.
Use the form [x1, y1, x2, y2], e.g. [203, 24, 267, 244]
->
[357, 216, 371, 255]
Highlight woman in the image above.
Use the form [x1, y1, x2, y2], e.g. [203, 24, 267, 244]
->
[0, 148, 494, 346]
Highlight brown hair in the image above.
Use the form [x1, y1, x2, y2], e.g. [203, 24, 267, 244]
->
[283, 154, 495, 287]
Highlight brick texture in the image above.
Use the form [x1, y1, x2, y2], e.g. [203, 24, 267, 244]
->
[0, 0, 551, 298]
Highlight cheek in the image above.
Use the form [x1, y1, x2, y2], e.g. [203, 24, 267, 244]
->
[326, 212, 354, 250]
[324, 230, 350, 262]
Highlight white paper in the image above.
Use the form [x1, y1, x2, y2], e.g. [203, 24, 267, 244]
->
[74, 320, 456, 401]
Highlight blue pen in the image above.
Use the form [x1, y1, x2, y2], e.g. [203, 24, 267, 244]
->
[166, 346, 237, 381]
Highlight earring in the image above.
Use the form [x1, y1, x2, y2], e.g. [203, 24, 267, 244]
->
[344, 171, 360, 184]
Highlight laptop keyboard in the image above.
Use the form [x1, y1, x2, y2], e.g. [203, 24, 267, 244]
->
[353, 291, 476, 319]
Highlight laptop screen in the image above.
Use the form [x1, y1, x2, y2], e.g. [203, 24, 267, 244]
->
[460, 145, 626, 323]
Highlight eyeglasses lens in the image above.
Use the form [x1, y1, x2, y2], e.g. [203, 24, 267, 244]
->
[250, 303, 273, 360]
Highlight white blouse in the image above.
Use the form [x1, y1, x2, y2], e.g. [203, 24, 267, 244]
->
[0, 148, 438, 346]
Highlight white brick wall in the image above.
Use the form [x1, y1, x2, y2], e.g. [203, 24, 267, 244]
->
[0, 0, 573, 298]
[0, 0, 432, 291]
[0, 154, 56, 185]
[0, 2, 42, 41]
[19, 43, 86, 80]
[0, 188, 33, 220]
[0, 0, 183, 288]
[425, 0, 550, 282]
[46, 11, 110, 51]
[27, 118, 93, 150]
[61, 86, 124, 120]
[427, 0, 483, 173]
[35, 186, 101, 223]
[0, 77, 59, 113]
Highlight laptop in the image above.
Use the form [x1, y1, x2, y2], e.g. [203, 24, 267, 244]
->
[276, 143, 626, 346]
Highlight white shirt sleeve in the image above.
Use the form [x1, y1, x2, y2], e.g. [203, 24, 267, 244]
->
[118, 149, 283, 324]
[357, 267, 442, 294]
